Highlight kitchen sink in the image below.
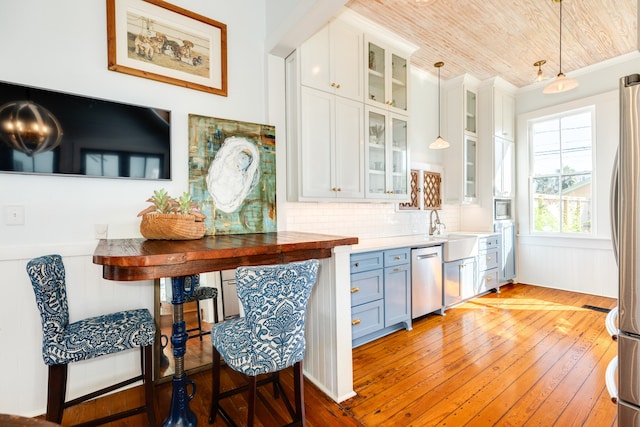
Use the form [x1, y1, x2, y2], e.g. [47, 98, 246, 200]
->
[442, 234, 479, 262]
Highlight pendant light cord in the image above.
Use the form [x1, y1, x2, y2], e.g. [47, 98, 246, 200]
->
[437, 65, 441, 136]
[559, 0, 563, 74]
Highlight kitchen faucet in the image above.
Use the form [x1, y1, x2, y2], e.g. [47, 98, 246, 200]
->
[429, 209, 443, 236]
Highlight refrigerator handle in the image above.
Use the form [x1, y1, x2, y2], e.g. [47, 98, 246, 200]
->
[605, 356, 618, 404]
[605, 306, 618, 341]
[609, 149, 619, 265]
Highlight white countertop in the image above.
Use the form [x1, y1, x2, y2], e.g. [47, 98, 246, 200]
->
[352, 231, 499, 253]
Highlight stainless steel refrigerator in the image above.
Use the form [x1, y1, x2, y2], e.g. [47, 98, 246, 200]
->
[610, 73, 640, 424]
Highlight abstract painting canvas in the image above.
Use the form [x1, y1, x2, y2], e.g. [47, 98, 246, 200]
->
[188, 115, 276, 235]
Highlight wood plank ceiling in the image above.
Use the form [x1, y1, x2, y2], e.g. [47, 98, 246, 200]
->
[344, 0, 637, 88]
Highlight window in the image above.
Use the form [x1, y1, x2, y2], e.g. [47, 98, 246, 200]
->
[529, 107, 594, 234]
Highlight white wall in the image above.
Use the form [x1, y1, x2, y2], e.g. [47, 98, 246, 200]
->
[0, 0, 268, 416]
[514, 53, 640, 298]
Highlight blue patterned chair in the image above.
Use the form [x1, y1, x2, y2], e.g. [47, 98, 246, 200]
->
[26, 254, 157, 426]
[209, 259, 320, 427]
[182, 274, 219, 341]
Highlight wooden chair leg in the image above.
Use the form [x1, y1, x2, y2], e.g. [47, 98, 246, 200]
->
[196, 300, 204, 341]
[213, 296, 219, 323]
[142, 345, 157, 427]
[294, 361, 305, 425]
[247, 375, 257, 427]
[209, 346, 222, 424]
[46, 364, 67, 424]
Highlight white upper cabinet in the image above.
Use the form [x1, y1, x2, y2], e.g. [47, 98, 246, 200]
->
[494, 90, 515, 141]
[299, 19, 363, 102]
[365, 38, 408, 114]
[443, 74, 480, 204]
[299, 87, 364, 200]
[365, 106, 409, 200]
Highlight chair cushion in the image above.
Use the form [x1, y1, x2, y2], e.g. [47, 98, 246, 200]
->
[42, 308, 156, 366]
[211, 260, 319, 376]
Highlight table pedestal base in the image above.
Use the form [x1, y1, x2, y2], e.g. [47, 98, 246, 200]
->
[163, 276, 198, 426]
[162, 375, 197, 427]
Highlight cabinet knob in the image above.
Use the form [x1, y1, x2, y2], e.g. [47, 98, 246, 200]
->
[330, 82, 336, 87]
[354, 262, 360, 267]
[336, 84, 341, 89]
[395, 256, 401, 260]
[337, 187, 342, 192]
[487, 256, 492, 261]
[351, 287, 360, 293]
[486, 277, 493, 282]
[394, 267, 402, 272]
[352, 319, 361, 326]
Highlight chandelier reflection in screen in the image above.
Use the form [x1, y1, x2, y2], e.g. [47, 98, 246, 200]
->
[0, 100, 63, 156]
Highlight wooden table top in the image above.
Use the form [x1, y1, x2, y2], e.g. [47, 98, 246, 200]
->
[93, 231, 358, 281]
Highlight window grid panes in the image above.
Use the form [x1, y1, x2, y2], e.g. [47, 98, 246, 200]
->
[529, 109, 594, 234]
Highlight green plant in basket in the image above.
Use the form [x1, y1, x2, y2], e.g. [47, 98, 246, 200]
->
[137, 189, 206, 240]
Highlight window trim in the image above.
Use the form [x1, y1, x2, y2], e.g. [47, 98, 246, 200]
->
[527, 105, 596, 236]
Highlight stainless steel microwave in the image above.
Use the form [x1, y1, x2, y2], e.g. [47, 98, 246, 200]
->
[494, 198, 512, 220]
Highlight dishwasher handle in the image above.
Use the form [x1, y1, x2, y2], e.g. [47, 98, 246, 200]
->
[416, 253, 439, 260]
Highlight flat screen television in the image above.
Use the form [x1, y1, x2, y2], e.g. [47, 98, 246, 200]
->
[0, 80, 171, 180]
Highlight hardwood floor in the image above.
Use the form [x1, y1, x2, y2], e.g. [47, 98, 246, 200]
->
[45, 283, 617, 426]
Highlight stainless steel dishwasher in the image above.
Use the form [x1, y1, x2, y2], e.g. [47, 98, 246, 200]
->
[411, 246, 444, 318]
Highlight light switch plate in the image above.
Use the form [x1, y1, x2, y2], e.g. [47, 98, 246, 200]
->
[5, 205, 25, 225]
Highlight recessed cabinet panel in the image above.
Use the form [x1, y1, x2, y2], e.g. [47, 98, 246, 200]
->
[300, 19, 363, 101]
[300, 88, 333, 199]
[300, 87, 364, 199]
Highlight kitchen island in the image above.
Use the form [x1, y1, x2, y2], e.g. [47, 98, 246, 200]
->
[93, 231, 359, 411]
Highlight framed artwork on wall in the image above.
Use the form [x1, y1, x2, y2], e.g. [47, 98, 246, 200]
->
[188, 114, 277, 235]
[106, 0, 227, 96]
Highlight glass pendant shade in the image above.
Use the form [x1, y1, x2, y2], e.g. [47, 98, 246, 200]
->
[429, 136, 449, 149]
[543, 72, 579, 94]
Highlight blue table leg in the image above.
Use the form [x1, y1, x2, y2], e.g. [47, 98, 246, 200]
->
[162, 276, 197, 427]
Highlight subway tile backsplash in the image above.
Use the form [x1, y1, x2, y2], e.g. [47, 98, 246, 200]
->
[283, 202, 460, 239]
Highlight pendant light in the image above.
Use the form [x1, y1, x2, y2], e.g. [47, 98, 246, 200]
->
[533, 59, 547, 82]
[543, 0, 578, 94]
[430, 61, 449, 149]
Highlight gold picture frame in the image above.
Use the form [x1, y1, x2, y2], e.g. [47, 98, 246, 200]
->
[106, 0, 227, 96]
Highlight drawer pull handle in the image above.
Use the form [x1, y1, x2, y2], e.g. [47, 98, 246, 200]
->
[352, 319, 361, 325]
[351, 287, 360, 293]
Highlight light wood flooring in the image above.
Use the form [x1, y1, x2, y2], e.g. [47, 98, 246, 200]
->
[41, 283, 618, 426]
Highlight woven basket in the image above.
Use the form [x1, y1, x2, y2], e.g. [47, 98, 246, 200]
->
[140, 213, 206, 240]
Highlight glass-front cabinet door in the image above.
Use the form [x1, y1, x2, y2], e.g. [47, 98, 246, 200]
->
[390, 116, 408, 197]
[464, 135, 477, 202]
[366, 40, 408, 114]
[465, 89, 477, 134]
[366, 107, 409, 200]
[367, 109, 387, 197]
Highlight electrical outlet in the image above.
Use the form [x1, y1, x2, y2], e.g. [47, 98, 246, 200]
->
[5, 205, 25, 225]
